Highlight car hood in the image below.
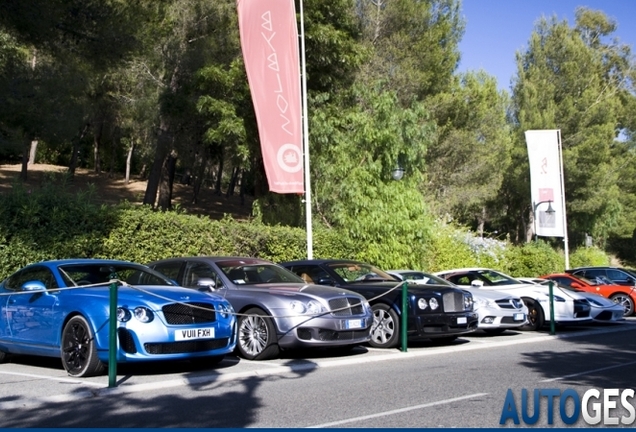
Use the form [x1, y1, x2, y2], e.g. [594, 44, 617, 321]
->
[65, 284, 224, 308]
[477, 283, 587, 300]
[576, 291, 619, 307]
[461, 287, 521, 301]
[339, 281, 465, 296]
[236, 283, 364, 299]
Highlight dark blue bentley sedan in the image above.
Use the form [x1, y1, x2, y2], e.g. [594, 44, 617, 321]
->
[280, 259, 478, 348]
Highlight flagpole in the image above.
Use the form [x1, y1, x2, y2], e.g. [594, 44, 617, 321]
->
[557, 130, 570, 269]
[299, 0, 313, 259]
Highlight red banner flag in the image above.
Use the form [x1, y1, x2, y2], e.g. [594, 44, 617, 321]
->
[237, 0, 304, 193]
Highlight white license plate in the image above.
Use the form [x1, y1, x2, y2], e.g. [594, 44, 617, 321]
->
[514, 313, 525, 321]
[345, 319, 363, 329]
[457, 317, 467, 324]
[175, 327, 215, 341]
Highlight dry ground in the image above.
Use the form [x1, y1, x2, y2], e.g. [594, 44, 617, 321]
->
[0, 163, 253, 221]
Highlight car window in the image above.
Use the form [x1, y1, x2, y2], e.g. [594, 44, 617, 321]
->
[581, 269, 605, 279]
[607, 269, 630, 283]
[217, 261, 304, 285]
[58, 264, 174, 286]
[5, 266, 59, 290]
[184, 262, 224, 288]
[327, 262, 394, 282]
[548, 276, 570, 286]
[152, 261, 183, 282]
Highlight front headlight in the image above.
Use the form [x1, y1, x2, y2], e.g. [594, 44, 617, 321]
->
[417, 298, 428, 310]
[218, 303, 233, 319]
[473, 297, 494, 309]
[464, 294, 473, 310]
[587, 298, 602, 307]
[429, 298, 439, 310]
[117, 307, 131, 322]
[289, 300, 306, 314]
[133, 306, 154, 323]
[306, 300, 325, 315]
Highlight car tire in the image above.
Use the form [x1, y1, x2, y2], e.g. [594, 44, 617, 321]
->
[610, 293, 635, 317]
[237, 308, 280, 360]
[369, 303, 400, 348]
[520, 298, 544, 331]
[61, 315, 106, 377]
[483, 328, 506, 335]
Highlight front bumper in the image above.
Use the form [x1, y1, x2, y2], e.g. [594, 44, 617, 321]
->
[410, 311, 478, 339]
[275, 314, 373, 348]
[475, 307, 527, 330]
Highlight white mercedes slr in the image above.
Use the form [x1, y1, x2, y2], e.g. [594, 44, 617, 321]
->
[433, 268, 593, 331]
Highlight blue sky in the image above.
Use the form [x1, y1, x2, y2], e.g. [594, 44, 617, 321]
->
[457, 0, 636, 92]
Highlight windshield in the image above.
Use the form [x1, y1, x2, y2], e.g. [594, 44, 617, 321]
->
[447, 269, 521, 286]
[395, 271, 452, 285]
[216, 260, 304, 285]
[58, 263, 175, 286]
[327, 262, 396, 282]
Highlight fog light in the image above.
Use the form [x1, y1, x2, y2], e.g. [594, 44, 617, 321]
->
[481, 316, 495, 324]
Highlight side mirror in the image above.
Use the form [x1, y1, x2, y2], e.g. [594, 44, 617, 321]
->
[197, 277, 217, 291]
[570, 282, 583, 288]
[470, 280, 484, 288]
[22, 280, 46, 292]
[316, 277, 335, 286]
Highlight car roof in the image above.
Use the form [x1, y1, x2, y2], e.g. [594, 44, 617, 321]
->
[280, 259, 367, 265]
[28, 259, 138, 266]
[153, 256, 274, 264]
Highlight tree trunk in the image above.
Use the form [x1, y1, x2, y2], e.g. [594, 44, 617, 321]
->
[214, 157, 224, 196]
[125, 141, 134, 185]
[20, 135, 30, 181]
[143, 119, 171, 206]
[226, 166, 239, 198]
[94, 120, 103, 173]
[28, 140, 38, 165]
[192, 152, 207, 204]
[68, 123, 90, 178]
[157, 150, 177, 210]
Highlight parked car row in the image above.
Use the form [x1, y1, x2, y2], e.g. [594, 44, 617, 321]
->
[0, 258, 629, 378]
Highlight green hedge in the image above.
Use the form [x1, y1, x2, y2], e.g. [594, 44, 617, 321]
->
[0, 183, 613, 278]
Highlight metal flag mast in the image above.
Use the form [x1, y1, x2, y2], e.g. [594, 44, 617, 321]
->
[299, 0, 313, 259]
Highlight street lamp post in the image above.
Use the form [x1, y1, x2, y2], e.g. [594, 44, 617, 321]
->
[532, 200, 556, 242]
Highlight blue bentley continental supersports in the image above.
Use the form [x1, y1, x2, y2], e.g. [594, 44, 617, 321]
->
[0, 259, 237, 377]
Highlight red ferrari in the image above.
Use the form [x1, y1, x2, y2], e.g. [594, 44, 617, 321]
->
[541, 273, 636, 316]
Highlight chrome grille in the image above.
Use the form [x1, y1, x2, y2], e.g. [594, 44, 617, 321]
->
[162, 302, 216, 324]
[496, 299, 523, 309]
[442, 292, 465, 312]
[328, 297, 364, 316]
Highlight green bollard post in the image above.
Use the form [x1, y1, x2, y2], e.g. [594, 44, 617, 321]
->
[548, 280, 556, 335]
[401, 281, 408, 352]
[108, 271, 118, 388]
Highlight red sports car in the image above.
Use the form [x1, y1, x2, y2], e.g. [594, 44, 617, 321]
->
[541, 273, 636, 316]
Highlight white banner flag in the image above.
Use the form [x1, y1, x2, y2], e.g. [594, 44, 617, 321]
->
[525, 130, 565, 238]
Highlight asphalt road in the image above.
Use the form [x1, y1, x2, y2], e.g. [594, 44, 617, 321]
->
[1, 320, 636, 428]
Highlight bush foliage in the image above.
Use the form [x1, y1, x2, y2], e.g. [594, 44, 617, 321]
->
[0, 184, 613, 278]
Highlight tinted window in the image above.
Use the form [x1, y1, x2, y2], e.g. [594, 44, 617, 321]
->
[153, 261, 183, 282]
[5, 266, 58, 290]
[607, 269, 631, 283]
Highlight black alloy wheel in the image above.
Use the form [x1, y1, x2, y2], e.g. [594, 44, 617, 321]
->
[61, 315, 106, 377]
